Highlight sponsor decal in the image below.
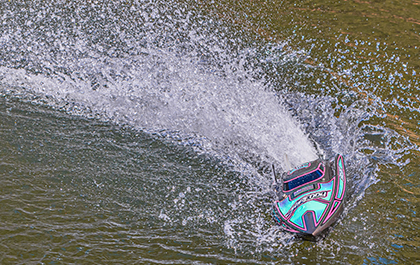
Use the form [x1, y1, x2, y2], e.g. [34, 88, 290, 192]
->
[293, 185, 313, 197]
[285, 191, 328, 218]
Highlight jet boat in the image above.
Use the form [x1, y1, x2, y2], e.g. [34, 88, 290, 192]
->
[272, 154, 346, 236]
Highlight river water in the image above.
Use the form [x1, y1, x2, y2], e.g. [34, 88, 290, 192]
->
[0, 0, 418, 264]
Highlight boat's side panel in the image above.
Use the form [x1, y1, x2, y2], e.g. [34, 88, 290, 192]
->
[335, 155, 346, 200]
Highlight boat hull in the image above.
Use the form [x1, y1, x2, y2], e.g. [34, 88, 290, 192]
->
[273, 155, 346, 236]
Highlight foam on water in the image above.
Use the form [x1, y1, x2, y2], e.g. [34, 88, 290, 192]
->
[0, 45, 317, 170]
[0, 0, 319, 174]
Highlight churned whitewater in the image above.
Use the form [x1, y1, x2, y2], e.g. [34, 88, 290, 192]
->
[0, 0, 418, 264]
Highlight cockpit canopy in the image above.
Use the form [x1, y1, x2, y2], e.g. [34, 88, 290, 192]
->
[283, 161, 325, 192]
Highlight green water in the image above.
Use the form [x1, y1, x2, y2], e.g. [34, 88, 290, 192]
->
[0, 0, 419, 264]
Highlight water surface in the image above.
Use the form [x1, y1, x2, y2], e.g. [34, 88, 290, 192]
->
[0, 0, 419, 264]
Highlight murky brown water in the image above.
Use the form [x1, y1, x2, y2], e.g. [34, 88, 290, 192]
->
[0, 0, 419, 264]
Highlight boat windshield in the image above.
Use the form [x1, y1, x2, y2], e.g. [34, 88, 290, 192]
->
[283, 169, 323, 191]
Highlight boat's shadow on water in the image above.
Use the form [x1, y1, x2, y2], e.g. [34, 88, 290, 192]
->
[291, 223, 340, 242]
[295, 228, 330, 242]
